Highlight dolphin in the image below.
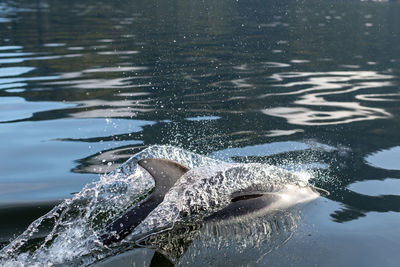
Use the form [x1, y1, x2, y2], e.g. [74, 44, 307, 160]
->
[100, 158, 318, 246]
[100, 159, 190, 245]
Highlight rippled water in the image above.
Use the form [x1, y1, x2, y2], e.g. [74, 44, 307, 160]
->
[1, 0, 400, 266]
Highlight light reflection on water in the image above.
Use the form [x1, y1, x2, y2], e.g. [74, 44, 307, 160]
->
[211, 141, 335, 160]
[366, 146, 400, 170]
[262, 71, 394, 125]
[348, 178, 400, 196]
[0, 96, 74, 122]
[0, 67, 34, 77]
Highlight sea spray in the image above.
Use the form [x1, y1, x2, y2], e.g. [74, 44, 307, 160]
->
[0, 145, 317, 266]
[0, 146, 223, 266]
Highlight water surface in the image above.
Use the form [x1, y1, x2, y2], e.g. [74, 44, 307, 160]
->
[1, 0, 400, 266]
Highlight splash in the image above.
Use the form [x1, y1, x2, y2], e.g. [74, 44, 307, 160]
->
[0, 146, 222, 266]
[128, 163, 311, 241]
[0, 145, 316, 266]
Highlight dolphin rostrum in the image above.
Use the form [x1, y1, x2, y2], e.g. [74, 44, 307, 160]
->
[100, 158, 318, 245]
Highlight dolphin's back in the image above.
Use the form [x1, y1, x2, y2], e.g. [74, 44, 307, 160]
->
[100, 158, 189, 245]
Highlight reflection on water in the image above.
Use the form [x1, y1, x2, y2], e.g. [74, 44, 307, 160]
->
[262, 71, 394, 126]
[0, 67, 34, 77]
[348, 178, 400, 196]
[366, 146, 400, 170]
[1, 0, 400, 265]
[0, 96, 74, 122]
[211, 141, 334, 161]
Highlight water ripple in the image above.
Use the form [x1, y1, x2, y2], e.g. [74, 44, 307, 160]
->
[262, 71, 395, 126]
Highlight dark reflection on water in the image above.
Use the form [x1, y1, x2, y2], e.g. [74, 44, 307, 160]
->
[1, 0, 400, 264]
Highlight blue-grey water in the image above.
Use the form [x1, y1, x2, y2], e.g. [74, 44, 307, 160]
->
[1, 0, 400, 266]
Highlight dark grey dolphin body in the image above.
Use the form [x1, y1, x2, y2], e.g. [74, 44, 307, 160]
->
[100, 159, 190, 245]
[100, 158, 317, 246]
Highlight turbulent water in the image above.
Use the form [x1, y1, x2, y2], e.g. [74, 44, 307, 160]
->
[0, 146, 316, 266]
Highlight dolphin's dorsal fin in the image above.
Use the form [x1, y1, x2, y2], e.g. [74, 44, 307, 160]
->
[100, 159, 190, 245]
[138, 158, 190, 198]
